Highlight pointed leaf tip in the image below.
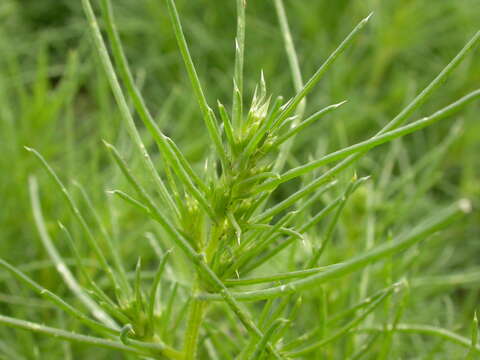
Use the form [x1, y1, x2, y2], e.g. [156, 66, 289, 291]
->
[395, 278, 409, 292]
[358, 175, 371, 183]
[101, 139, 114, 149]
[57, 221, 66, 230]
[120, 324, 134, 344]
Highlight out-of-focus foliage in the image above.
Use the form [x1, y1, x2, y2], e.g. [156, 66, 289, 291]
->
[0, 0, 479, 358]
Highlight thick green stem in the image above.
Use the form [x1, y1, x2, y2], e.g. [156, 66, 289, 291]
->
[183, 279, 207, 359]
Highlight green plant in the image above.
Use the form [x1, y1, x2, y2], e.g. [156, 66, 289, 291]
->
[1, 0, 479, 358]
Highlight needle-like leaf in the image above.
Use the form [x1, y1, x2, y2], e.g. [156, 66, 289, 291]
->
[165, 0, 228, 169]
[26, 148, 122, 302]
[260, 89, 480, 191]
[200, 199, 470, 301]
[81, 0, 178, 216]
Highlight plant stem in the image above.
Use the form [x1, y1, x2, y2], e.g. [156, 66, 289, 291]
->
[183, 279, 207, 360]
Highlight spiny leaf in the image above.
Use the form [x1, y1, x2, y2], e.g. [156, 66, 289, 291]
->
[260, 89, 480, 191]
[275, 12, 373, 126]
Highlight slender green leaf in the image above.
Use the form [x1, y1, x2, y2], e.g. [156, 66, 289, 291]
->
[74, 181, 132, 298]
[81, 0, 178, 216]
[232, 0, 246, 128]
[248, 319, 285, 360]
[26, 148, 121, 303]
[201, 199, 470, 301]
[358, 323, 480, 355]
[165, 0, 228, 168]
[272, 101, 347, 148]
[0, 315, 147, 357]
[260, 90, 480, 191]
[275, 13, 372, 126]
[148, 251, 171, 329]
[287, 287, 393, 356]
[0, 258, 117, 335]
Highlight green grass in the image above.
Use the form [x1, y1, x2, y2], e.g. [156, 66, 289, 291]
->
[1, 0, 480, 358]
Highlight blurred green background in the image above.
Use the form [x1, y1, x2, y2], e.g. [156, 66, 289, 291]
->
[1, 0, 479, 358]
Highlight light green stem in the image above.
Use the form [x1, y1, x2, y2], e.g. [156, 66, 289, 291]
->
[183, 280, 207, 360]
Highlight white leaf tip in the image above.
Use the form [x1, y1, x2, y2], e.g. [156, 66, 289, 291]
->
[458, 198, 472, 214]
[101, 139, 112, 148]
